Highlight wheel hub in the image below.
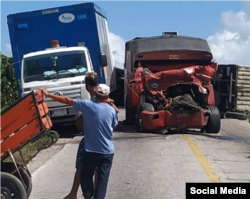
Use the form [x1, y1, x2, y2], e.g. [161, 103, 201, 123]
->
[1, 187, 12, 199]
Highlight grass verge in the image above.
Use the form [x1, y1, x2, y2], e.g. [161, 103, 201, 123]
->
[3, 133, 59, 165]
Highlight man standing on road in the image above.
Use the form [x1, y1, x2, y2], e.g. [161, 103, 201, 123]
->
[67, 72, 118, 199]
[40, 83, 118, 199]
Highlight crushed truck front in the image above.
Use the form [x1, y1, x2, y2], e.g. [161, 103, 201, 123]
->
[124, 33, 220, 133]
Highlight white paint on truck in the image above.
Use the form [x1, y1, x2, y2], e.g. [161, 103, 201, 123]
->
[21, 45, 93, 124]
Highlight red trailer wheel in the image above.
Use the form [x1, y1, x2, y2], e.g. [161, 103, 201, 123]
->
[1, 172, 27, 199]
[1, 163, 32, 198]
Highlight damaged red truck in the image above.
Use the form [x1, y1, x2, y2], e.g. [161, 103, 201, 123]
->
[124, 32, 220, 134]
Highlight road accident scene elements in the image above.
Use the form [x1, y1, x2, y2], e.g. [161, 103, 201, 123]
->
[1, 1, 250, 199]
[124, 35, 221, 133]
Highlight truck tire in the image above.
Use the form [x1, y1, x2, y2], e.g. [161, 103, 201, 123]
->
[1, 163, 32, 198]
[205, 106, 221, 134]
[136, 103, 155, 132]
[225, 112, 247, 120]
[1, 172, 27, 199]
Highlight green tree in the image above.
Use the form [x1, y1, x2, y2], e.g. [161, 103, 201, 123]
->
[1, 54, 18, 109]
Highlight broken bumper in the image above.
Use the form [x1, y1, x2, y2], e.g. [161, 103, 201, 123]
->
[141, 110, 207, 131]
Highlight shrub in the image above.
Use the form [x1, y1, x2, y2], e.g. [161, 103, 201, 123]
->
[1, 54, 18, 109]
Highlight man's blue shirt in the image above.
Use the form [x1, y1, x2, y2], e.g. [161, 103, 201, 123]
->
[73, 99, 118, 154]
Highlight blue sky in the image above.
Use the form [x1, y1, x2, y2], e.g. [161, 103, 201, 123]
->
[1, 1, 250, 66]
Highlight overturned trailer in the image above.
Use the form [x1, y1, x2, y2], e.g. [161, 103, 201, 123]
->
[124, 33, 221, 133]
[213, 64, 250, 120]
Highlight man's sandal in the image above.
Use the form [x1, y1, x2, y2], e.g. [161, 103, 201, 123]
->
[63, 196, 75, 199]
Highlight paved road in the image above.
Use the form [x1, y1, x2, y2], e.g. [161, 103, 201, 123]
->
[29, 109, 250, 199]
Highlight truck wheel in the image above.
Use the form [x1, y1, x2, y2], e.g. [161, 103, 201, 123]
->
[225, 112, 247, 120]
[136, 103, 154, 132]
[1, 172, 27, 199]
[205, 106, 221, 134]
[1, 163, 32, 198]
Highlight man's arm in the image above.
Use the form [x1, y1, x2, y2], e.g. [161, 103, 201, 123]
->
[105, 98, 119, 114]
[111, 103, 119, 114]
[112, 111, 119, 130]
[39, 88, 73, 106]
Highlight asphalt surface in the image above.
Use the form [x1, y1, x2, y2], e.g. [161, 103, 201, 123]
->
[29, 109, 250, 199]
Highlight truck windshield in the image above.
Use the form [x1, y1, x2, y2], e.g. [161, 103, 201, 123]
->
[23, 51, 88, 82]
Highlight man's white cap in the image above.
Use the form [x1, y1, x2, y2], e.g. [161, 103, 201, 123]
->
[94, 84, 110, 96]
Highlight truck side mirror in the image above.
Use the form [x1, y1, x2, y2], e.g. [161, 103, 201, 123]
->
[99, 53, 107, 68]
[6, 66, 13, 81]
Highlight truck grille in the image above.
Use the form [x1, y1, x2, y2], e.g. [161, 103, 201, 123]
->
[45, 87, 81, 108]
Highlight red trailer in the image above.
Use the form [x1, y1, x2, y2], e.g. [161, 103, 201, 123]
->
[1, 91, 56, 199]
[124, 33, 221, 133]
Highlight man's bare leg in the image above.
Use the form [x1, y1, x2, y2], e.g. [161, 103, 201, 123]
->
[64, 169, 98, 199]
[64, 169, 81, 199]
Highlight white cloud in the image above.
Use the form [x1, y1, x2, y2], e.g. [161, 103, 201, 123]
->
[5, 43, 12, 57]
[243, 1, 250, 14]
[221, 11, 250, 39]
[109, 32, 125, 69]
[207, 8, 250, 66]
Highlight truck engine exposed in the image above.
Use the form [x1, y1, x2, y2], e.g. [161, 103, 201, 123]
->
[130, 62, 217, 113]
[124, 33, 221, 133]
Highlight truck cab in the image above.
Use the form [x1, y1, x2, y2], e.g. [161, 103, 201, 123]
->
[124, 33, 221, 134]
[21, 40, 105, 124]
[7, 2, 116, 126]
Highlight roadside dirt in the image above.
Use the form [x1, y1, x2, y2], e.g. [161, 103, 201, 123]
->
[27, 138, 72, 174]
